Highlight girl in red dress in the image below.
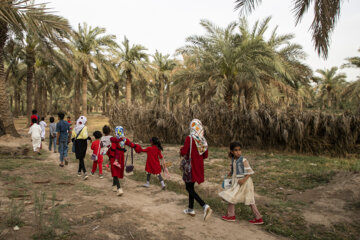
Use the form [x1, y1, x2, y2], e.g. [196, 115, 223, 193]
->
[180, 119, 212, 221]
[107, 126, 137, 196]
[138, 137, 166, 190]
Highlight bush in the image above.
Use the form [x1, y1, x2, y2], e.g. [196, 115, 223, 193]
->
[109, 102, 360, 156]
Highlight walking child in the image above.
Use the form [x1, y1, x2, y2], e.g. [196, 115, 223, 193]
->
[72, 116, 91, 179]
[56, 112, 70, 167]
[28, 118, 42, 154]
[107, 126, 137, 196]
[49, 117, 57, 153]
[39, 117, 47, 141]
[30, 109, 38, 126]
[219, 142, 263, 224]
[91, 131, 104, 178]
[138, 137, 166, 190]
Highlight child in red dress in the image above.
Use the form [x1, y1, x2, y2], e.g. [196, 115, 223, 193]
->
[138, 137, 166, 190]
[107, 126, 137, 196]
[91, 131, 104, 179]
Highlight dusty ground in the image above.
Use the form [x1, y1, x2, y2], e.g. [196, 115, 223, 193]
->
[0, 114, 359, 240]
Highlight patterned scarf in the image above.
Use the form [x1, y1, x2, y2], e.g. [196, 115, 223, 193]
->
[75, 116, 87, 134]
[190, 119, 208, 155]
[115, 126, 126, 148]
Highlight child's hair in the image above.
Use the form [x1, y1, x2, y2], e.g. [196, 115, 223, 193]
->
[32, 109, 37, 114]
[50, 117, 54, 123]
[31, 118, 37, 124]
[67, 116, 71, 119]
[93, 131, 102, 139]
[58, 112, 65, 120]
[41, 117, 44, 121]
[151, 137, 163, 151]
[102, 125, 111, 135]
[229, 142, 242, 158]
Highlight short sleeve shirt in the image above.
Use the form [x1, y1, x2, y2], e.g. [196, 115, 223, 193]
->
[56, 120, 70, 142]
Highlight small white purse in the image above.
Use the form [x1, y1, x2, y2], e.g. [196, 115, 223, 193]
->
[222, 178, 232, 189]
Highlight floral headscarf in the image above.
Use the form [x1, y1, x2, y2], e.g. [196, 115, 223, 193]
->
[75, 116, 87, 134]
[115, 126, 126, 148]
[190, 119, 208, 155]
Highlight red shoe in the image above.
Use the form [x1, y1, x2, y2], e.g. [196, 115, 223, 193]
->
[249, 218, 264, 225]
[221, 215, 236, 222]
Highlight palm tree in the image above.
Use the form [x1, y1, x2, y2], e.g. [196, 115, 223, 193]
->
[0, 0, 70, 136]
[70, 23, 118, 116]
[152, 50, 176, 109]
[313, 67, 347, 109]
[234, 0, 347, 59]
[180, 18, 276, 110]
[118, 36, 148, 106]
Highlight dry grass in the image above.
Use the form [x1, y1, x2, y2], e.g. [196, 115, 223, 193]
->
[109, 102, 360, 156]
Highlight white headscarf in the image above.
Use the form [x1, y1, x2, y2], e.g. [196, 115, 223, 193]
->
[75, 116, 87, 134]
[190, 119, 208, 155]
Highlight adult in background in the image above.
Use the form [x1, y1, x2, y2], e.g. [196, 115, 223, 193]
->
[180, 119, 212, 221]
[56, 112, 70, 167]
[72, 116, 91, 180]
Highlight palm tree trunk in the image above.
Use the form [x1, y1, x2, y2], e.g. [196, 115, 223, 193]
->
[114, 81, 119, 99]
[106, 90, 111, 114]
[81, 66, 87, 116]
[74, 78, 81, 120]
[166, 81, 171, 112]
[14, 87, 20, 117]
[159, 75, 164, 106]
[34, 77, 39, 115]
[327, 90, 332, 108]
[42, 82, 47, 117]
[126, 70, 132, 107]
[0, 22, 19, 136]
[26, 49, 35, 125]
[225, 86, 233, 110]
[102, 91, 106, 114]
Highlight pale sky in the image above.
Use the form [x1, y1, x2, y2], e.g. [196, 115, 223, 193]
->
[43, 0, 360, 81]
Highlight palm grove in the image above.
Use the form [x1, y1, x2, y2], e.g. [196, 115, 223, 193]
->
[1, 1, 359, 155]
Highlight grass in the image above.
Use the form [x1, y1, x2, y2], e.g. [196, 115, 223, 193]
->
[128, 149, 360, 240]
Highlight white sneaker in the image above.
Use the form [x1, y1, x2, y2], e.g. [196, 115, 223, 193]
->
[183, 209, 196, 217]
[143, 183, 150, 188]
[83, 175, 88, 180]
[77, 172, 81, 177]
[203, 205, 213, 221]
[117, 188, 124, 196]
[112, 186, 117, 192]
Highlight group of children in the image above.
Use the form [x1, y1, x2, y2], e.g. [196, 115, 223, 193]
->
[29, 113, 263, 225]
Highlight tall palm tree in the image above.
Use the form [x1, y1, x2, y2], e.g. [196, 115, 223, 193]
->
[152, 50, 176, 108]
[313, 67, 346, 108]
[234, 0, 347, 59]
[0, 0, 70, 136]
[118, 36, 148, 106]
[70, 23, 118, 116]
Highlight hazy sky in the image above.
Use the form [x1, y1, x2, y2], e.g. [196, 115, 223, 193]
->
[43, 0, 360, 81]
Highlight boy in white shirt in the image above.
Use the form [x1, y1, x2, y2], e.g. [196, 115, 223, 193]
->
[28, 118, 42, 154]
[39, 117, 47, 141]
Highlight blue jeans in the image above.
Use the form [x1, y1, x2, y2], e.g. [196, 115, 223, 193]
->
[49, 136, 57, 151]
[58, 140, 68, 163]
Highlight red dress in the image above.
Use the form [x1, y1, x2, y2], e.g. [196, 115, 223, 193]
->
[180, 136, 208, 184]
[107, 137, 136, 178]
[141, 145, 163, 175]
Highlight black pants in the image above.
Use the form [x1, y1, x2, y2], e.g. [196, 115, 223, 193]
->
[147, 173, 163, 182]
[78, 158, 86, 173]
[185, 182, 205, 209]
[113, 177, 120, 189]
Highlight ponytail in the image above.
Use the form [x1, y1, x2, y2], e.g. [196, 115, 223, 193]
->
[151, 137, 163, 151]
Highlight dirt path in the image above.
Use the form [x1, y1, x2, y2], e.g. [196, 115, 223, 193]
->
[44, 145, 282, 240]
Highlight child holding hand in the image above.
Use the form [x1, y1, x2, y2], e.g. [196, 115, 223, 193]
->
[91, 131, 104, 178]
[138, 137, 166, 190]
[218, 142, 263, 224]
